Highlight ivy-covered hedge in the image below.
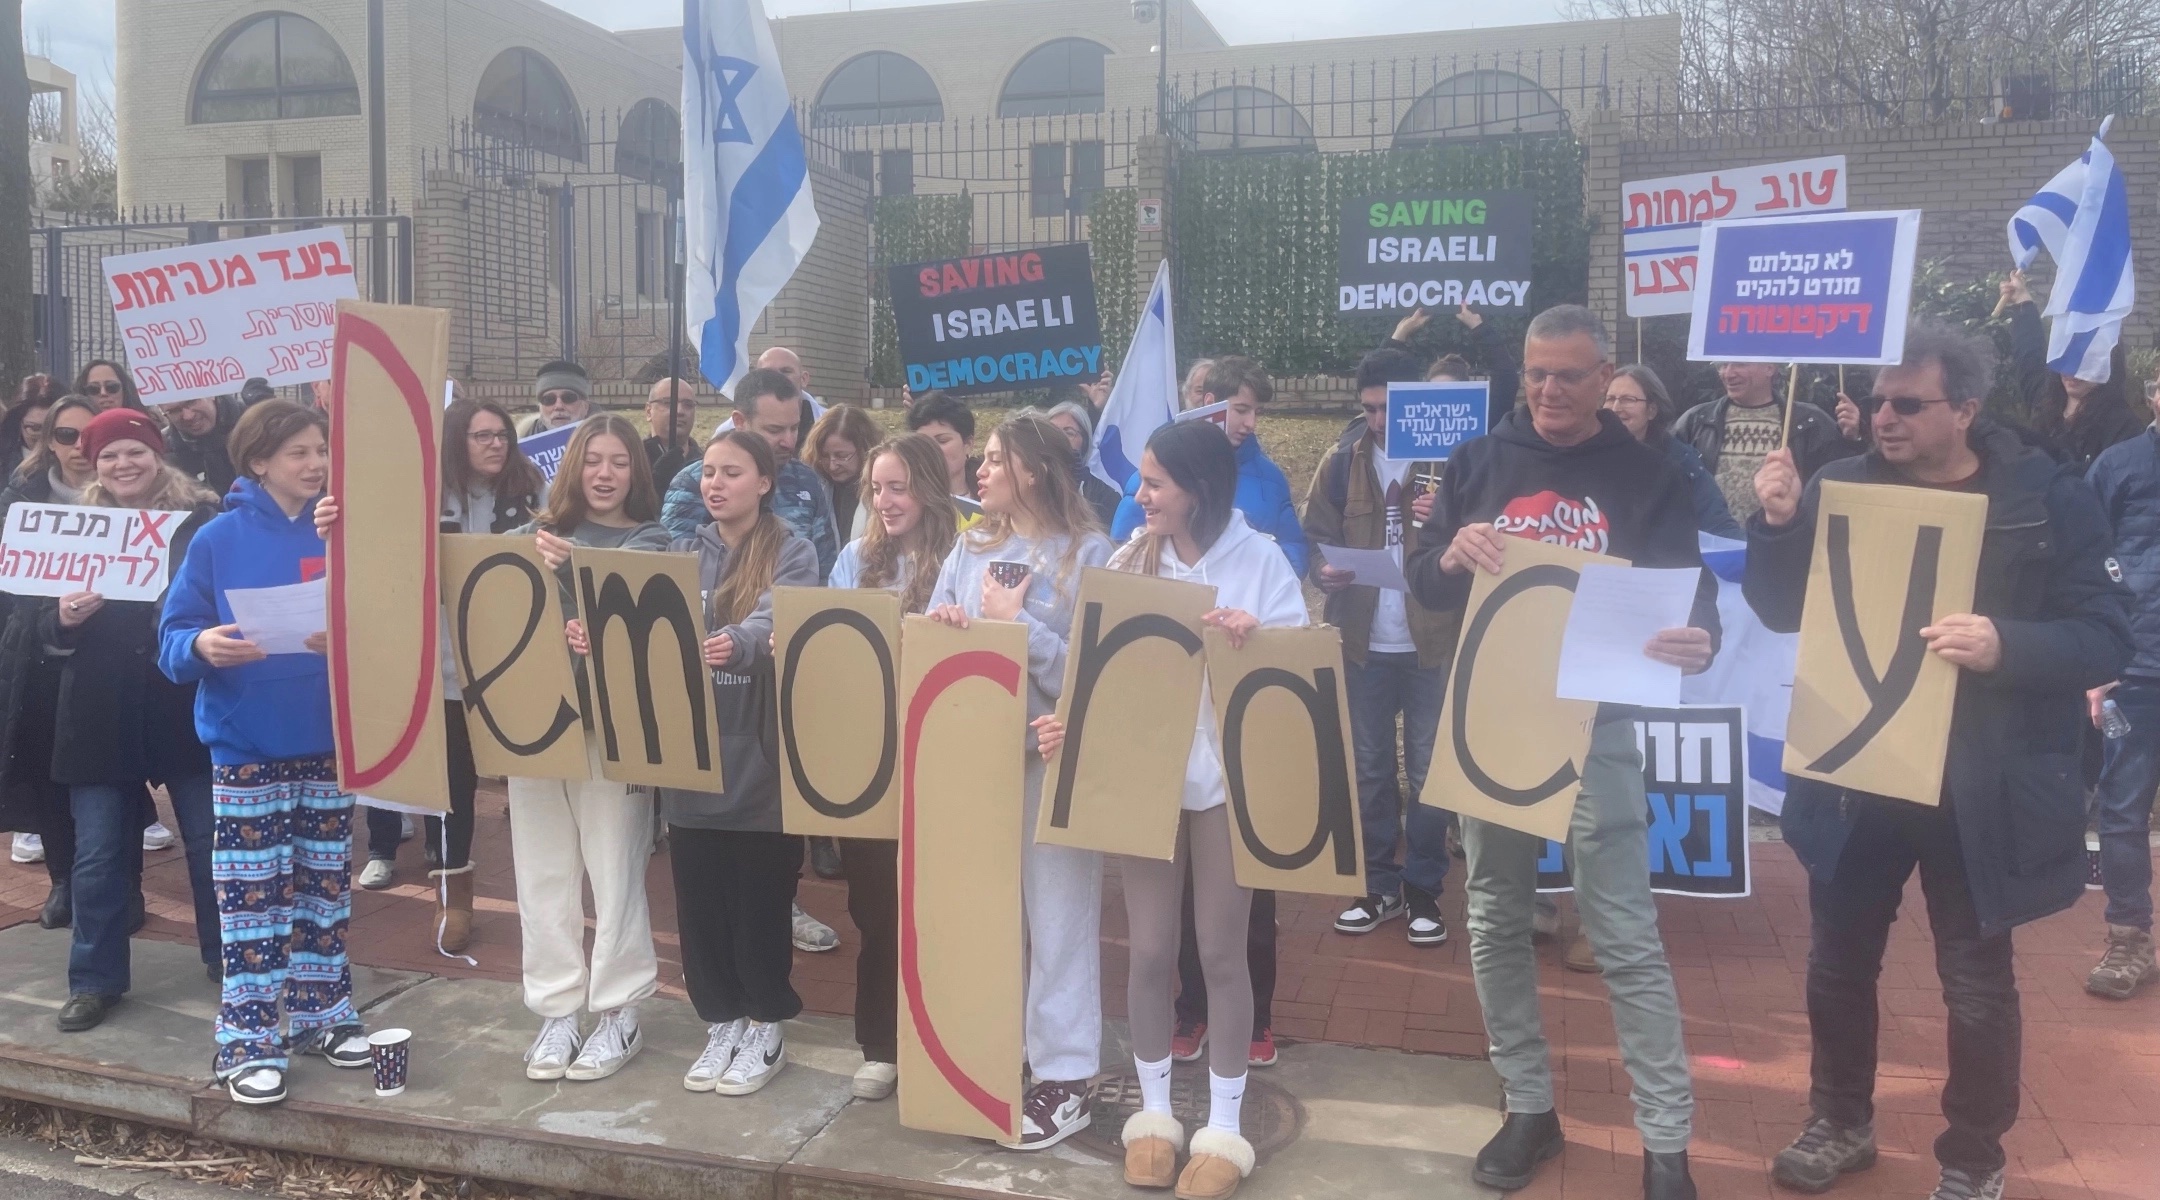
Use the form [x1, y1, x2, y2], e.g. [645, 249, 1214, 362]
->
[1170, 135, 1592, 376]
[870, 193, 971, 388]
[1089, 186, 1140, 370]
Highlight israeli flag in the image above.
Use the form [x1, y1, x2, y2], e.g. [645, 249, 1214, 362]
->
[683, 0, 820, 397]
[1680, 533, 1795, 815]
[2007, 117, 2135, 383]
[1090, 261, 1178, 491]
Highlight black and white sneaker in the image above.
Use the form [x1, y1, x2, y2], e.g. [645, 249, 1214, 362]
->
[1334, 893, 1406, 934]
[998, 1079, 1092, 1150]
[227, 1067, 287, 1105]
[1929, 1167, 2005, 1200]
[1406, 890, 1448, 946]
[314, 1024, 372, 1068]
[714, 1020, 785, 1096]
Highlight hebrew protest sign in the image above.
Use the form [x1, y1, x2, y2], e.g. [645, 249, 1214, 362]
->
[1623, 156, 1847, 318]
[1206, 625, 1365, 897]
[1339, 192, 1533, 314]
[1785, 481, 1985, 806]
[1422, 537, 1622, 842]
[1037, 568, 1215, 861]
[520, 424, 577, 485]
[0, 504, 184, 602]
[1385, 381, 1489, 461]
[327, 301, 450, 811]
[775, 586, 904, 840]
[440, 534, 587, 782]
[889, 244, 1104, 398]
[1536, 706, 1752, 899]
[1688, 209, 1922, 366]
[572, 547, 726, 793]
[897, 615, 1026, 1141]
[101, 227, 360, 404]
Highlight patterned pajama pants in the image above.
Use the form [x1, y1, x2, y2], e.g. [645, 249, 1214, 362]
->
[210, 756, 359, 1078]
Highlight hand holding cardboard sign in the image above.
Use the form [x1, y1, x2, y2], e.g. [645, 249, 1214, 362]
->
[314, 495, 341, 538]
[1920, 613, 2001, 672]
[1032, 714, 1065, 762]
[1440, 522, 1507, 575]
[1755, 448, 1803, 527]
[1202, 607, 1261, 650]
[564, 618, 589, 656]
[703, 631, 736, 669]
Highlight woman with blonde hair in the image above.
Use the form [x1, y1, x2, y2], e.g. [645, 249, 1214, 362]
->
[826, 433, 959, 1100]
[803, 403, 882, 544]
[926, 413, 1112, 1149]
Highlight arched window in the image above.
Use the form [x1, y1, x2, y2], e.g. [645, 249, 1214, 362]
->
[192, 13, 360, 123]
[1396, 71, 1566, 143]
[999, 39, 1108, 117]
[616, 99, 680, 185]
[474, 48, 585, 160]
[1183, 87, 1314, 152]
[814, 52, 943, 126]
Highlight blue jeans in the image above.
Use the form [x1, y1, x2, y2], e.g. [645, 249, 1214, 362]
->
[2093, 677, 2160, 931]
[1346, 651, 1451, 900]
[68, 776, 219, 997]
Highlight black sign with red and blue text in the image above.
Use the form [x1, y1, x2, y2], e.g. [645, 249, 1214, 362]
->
[889, 243, 1104, 399]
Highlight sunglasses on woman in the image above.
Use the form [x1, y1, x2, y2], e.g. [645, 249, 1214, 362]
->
[83, 381, 125, 397]
[1861, 394, 1956, 417]
[48, 426, 82, 446]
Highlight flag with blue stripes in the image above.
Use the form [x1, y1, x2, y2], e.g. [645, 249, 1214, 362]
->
[1089, 261, 1178, 492]
[2007, 118, 2135, 384]
[683, 0, 821, 397]
[1680, 533, 1794, 815]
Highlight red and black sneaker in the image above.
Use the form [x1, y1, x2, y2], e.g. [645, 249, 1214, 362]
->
[998, 1078, 1093, 1150]
[1170, 1017, 1207, 1062]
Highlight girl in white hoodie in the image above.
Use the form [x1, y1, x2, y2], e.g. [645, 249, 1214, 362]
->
[1034, 420, 1307, 1200]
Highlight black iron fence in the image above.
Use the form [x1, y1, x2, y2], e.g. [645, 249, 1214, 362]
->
[29, 206, 411, 385]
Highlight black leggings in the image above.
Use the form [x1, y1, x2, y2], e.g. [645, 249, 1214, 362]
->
[670, 827, 803, 1024]
[365, 701, 477, 869]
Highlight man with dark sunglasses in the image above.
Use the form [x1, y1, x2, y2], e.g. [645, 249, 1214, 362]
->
[1744, 321, 2131, 1200]
[515, 361, 592, 436]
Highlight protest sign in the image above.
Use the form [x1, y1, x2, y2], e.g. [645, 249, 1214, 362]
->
[1037, 569, 1215, 861]
[572, 547, 726, 793]
[890, 244, 1104, 398]
[1206, 625, 1365, 897]
[520, 424, 576, 485]
[1785, 481, 1984, 807]
[1536, 706, 1752, 899]
[1688, 210, 1922, 366]
[102, 227, 360, 404]
[897, 615, 1026, 1141]
[775, 586, 904, 840]
[1422, 537, 1620, 842]
[1623, 156, 1847, 318]
[0, 504, 184, 602]
[327, 301, 450, 812]
[1384, 381, 1489, 461]
[1338, 192, 1532, 315]
[440, 534, 587, 782]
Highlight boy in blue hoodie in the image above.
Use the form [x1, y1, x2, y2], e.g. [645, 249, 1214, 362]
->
[158, 400, 370, 1107]
[1108, 357, 1308, 577]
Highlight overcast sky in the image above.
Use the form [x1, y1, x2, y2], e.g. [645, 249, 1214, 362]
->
[23, 0, 1568, 98]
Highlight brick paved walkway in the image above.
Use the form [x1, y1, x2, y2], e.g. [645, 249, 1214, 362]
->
[3, 783, 2154, 1200]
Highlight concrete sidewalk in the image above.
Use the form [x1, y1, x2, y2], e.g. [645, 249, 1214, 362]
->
[0, 925, 1508, 1200]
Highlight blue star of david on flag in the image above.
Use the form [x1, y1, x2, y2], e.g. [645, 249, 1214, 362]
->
[706, 54, 756, 145]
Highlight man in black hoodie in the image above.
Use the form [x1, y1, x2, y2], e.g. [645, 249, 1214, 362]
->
[1406, 304, 1714, 1200]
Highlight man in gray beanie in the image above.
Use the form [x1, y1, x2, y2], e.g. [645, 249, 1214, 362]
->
[519, 360, 592, 436]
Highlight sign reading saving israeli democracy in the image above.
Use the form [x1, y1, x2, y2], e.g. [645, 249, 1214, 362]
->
[1339, 192, 1534, 314]
[890, 243, 1104, 398]
[1688, 209, 1921, 366]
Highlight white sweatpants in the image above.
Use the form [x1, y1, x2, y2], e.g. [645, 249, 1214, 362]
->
[506, 746, 659, 1019]
[1019, 756, 1103, 1083]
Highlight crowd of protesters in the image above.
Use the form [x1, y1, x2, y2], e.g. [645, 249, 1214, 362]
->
[0, 286, 2151, 1200]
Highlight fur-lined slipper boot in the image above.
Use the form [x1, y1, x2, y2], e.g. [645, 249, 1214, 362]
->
[1122, 1110, 1185, 1188]
[1174, 1127, 1254, 1200]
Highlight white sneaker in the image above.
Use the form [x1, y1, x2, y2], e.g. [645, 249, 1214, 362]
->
[684, 1019, 747, 1092]
[792, 903, 838, 953]
[852, 1059, 897, 1100]
[357, 859, 396, 890]
[142, 822, 174, 851]
[714, 1020, 785, 1095]
[400, 815, 416, 841]
[10, 832, 43, 863]
[566, 1006, 641, 1081]
[226, 1066, 286, 1105]
[523, 1015, 582, 1081]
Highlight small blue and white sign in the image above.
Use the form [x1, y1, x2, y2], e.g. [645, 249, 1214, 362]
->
[1687, 209, 1921, 366]
[520, 423, 576, 485]
[1384, 380, 1488, 461]
[1537, 705, 1752, 899]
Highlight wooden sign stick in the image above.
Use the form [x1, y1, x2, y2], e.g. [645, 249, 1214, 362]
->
[1780, 363, 1800, 449]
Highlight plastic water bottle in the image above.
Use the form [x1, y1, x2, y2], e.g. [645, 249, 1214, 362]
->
[2101, 697, 2132, 740]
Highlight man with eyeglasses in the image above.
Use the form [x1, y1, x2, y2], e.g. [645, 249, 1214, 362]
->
[1672, 360, 1857, 525]
[643, 378, 700, 486]
[1405, 304, 1716, 1200]
[158, 393, 246, 495]
[1745, 321, 2130, 1200]
[516, 361, 592, 437]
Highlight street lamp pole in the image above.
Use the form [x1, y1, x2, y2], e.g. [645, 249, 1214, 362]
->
[1136, 1, 1170, 135]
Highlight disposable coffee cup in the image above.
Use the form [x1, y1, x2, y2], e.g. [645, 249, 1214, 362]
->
[369, 1028, 413, 1096]
[986, 561, 1032, 590]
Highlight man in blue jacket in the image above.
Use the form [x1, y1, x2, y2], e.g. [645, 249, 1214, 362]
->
[1110, 356, 1307, 576]
[2078, 374, 2160, 1000]
[661, 368, 838, 581]
[1746, 322, 2131, 1200]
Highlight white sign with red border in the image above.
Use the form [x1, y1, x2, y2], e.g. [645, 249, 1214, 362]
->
[1623, 156, 1847, 318]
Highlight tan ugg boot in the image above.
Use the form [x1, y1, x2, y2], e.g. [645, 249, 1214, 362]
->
[1175, 1127, 1254, 1200]
[433, 864, 476, 954]
[1121, 1110, 1184, 1189]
